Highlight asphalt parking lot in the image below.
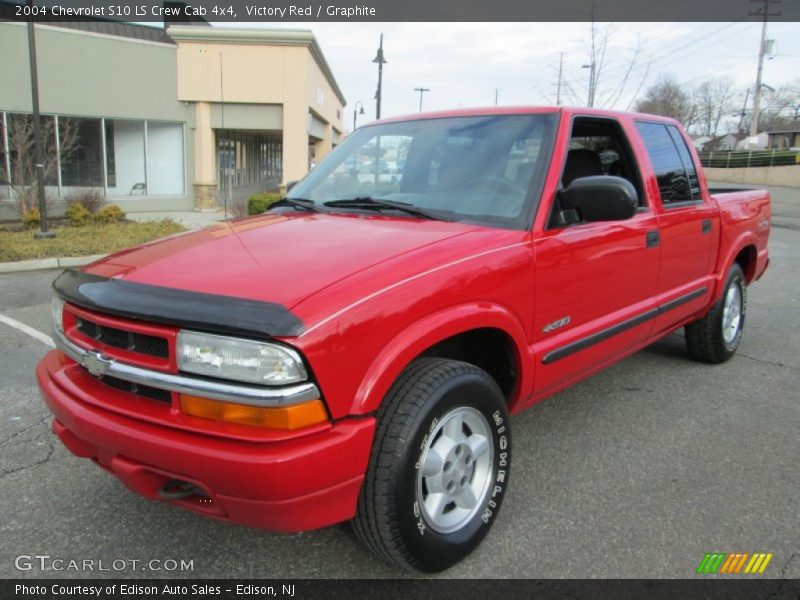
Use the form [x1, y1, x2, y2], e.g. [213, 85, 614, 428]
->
[0, 184, 797, 580]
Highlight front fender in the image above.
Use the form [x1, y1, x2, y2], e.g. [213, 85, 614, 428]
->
[349, 303, 531, 416]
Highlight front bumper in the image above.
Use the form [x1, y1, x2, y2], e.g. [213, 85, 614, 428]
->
[37, 350, 375, 532]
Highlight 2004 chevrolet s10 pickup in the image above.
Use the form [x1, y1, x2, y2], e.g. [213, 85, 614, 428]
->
[38, 107, 770, 571]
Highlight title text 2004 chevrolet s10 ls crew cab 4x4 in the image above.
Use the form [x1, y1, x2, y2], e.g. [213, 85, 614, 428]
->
[38, 107, 770, 571]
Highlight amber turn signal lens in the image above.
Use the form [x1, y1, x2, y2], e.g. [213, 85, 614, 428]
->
[179, 395, 328, 430]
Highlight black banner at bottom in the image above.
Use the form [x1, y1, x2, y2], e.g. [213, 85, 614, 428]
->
[3, 579, 799, 600]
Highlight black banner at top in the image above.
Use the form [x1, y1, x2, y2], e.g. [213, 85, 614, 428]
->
[1, 0, 800, 23]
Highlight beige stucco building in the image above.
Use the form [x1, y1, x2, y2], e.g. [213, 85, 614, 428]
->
[0, 21, 345, 216]
[169, 26, 346, 209]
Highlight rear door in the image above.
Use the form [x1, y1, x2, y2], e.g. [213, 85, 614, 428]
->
[634, 121, 716, 331]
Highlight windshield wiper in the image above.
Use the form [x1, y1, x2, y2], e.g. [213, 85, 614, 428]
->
[270, 197, 320, 213]
[323, 197, 438, 220]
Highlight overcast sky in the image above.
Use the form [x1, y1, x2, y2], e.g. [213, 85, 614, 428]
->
[224, 21, 800, 129]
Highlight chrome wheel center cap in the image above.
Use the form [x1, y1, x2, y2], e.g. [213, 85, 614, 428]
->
[416, 407, 494, 534]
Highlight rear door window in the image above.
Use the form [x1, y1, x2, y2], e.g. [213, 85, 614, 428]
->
[666, 125, 701, 199]
[635, 122, 699, 205]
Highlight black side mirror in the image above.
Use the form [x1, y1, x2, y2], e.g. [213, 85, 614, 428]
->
[286, 180, 299, 192]
[558, 175, 638, 223]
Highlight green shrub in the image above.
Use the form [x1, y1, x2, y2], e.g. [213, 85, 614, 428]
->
[22, 208, 41, 229]
[65, 203, 92, 226]
[94, 204, 126, 223]
[66, 188, 106, 213]
[248, 192, 283, 215]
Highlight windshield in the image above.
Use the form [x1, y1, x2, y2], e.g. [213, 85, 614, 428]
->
[287, 113, 558, 230]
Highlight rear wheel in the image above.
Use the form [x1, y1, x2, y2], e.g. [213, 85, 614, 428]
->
[353, 358, 511, 572]
[685, 263, 746, 364]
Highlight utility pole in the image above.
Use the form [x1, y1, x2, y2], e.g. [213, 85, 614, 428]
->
[737, 87, 751, 134]
[26, 9, 54, 239]
[749, 0, 781, 140]
[372, 34, 387, 120]
[589, 0, 596, 107]
[414, 87, 430, 112]
[556, 52, 564, 105]
[494, 89, 499, 106]
[583, 1, 597, 107]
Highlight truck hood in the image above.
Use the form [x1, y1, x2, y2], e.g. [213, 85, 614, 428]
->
[83, 213, 481, 309]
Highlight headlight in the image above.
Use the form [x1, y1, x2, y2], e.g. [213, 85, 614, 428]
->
[176, 330, 307, 385]
[51, 296, 65, 333]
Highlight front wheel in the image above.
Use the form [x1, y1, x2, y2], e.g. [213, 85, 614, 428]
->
[353, 358, 511, 572]
[685, 263, 747, 363]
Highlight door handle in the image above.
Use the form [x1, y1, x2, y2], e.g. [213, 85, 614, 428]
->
[702, 219, 712, 234]
[646, 230, 660, 248]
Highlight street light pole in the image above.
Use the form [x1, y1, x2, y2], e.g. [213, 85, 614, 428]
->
[582, 62, 596, 108]
[353, 100, 365, 132]
[414, 87, 430, 112]
[372, 34, 387, 120]
[27, 14, 54, 239]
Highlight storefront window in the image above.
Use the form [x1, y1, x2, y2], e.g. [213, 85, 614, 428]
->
[0, 112, 186, 198]
[146, 121, 184, 195]
[0, 116, 5, 181]
[217, 130, 282, 200]
[105, 119, 146, 195]
[60, 117, 103, 187]
[0, 114, 8, 200]
[6, 113, 59, 186]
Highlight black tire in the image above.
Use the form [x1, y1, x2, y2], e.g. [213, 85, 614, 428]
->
[353, 358, 511, 572]
[685, 263, 747, 364]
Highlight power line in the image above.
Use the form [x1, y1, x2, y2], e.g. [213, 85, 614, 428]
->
[678, 55, 757, 87]
[599, 21, 749, 81]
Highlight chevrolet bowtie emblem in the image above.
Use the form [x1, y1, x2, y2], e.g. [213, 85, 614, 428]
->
[82, 351, 113, 377]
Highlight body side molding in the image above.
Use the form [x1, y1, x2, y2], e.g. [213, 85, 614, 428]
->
[542, 287, 707, 364]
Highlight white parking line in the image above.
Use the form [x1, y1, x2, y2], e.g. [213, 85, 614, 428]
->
[0, 314, 54, 347]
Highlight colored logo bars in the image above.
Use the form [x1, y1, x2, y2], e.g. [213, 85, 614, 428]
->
[696, 552, 773, 574]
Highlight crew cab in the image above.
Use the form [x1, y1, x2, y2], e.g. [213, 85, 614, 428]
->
[37, 107, 771, 572]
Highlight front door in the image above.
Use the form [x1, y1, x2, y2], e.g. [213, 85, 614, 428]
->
[531, 116, 661, 395]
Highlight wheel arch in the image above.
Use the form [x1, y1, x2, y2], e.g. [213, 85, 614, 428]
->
[715, 232, 758, 299]
[733, 244, 758, 283]
[349, 303, 530, 416]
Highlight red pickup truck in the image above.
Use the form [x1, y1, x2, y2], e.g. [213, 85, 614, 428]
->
[38, 107, 770, 572]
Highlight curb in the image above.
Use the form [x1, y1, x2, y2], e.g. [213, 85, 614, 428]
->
[0, 253, 107, 274]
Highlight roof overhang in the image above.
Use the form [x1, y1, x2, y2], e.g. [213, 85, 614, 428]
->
[166, 26, 346, 106]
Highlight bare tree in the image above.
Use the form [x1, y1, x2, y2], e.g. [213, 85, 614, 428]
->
[752, 79, 800, 132]
[6, 114, 78, 214]
[694, 77, 741, 138]
[576, 18, 647, 110]
[635, 75, 696, 126]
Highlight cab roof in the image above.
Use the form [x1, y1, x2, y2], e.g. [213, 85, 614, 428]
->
[370, 106, 681, 128]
